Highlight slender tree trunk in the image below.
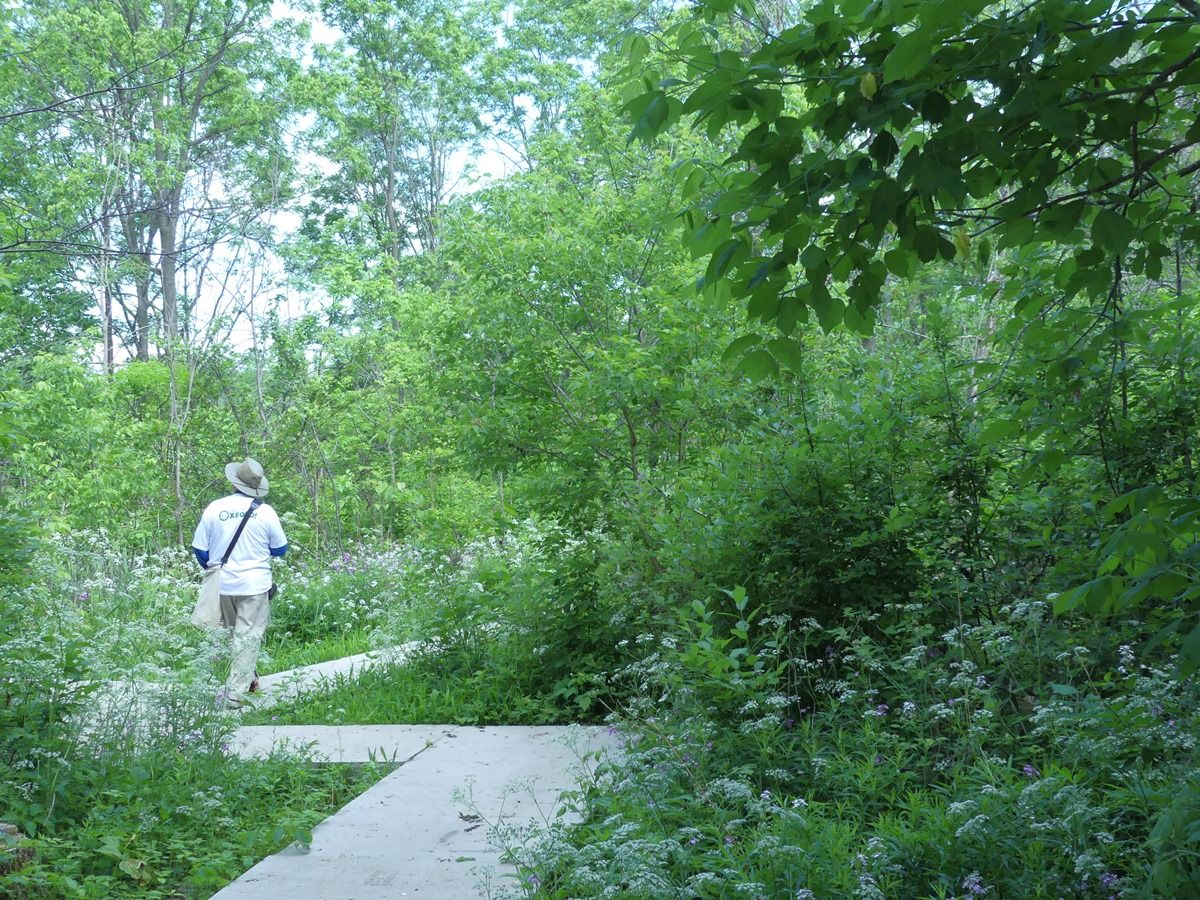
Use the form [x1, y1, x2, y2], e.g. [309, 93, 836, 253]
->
[99, 212, 114, 374]
[297, 455, 321, 556]
[159, 204, 180, 346]
[620, 406, 640, 481]
[1176, 243, 1195, 481]
[385, 121, 402, 262]
[386, 431, 397, 489]
[119, 212, 157, 362]
[967, 316, 996, 404]
[165, 328, 188, 545]
[173, 433, 186, 545]
[134, 276, 151, 361]
[308, 420, 345, 554]
[102, 283, 115, 372]
[249, 282, 270, 427]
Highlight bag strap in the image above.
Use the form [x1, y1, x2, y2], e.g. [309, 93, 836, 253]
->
[219, 497, 262, 566]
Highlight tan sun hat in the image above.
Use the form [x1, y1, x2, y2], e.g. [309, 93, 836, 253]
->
[225, 457, 269, 498]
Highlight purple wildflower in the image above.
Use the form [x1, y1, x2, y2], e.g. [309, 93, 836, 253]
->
[1022, 763, 1040, 778]
[961, 872, 987, 896]
[1100, 873, 1119, 889]
[527, 873, 541, 886]
[874, 754, 885, 765]
[875, 703, 890, 716]
[724, 835, 736, 845]
[783, 717, 796, 729]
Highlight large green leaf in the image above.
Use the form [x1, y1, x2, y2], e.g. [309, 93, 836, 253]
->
[1180, 620, 1200, 677]
[721, 332, 762, 363]
[883, 30, 933, 83]
[1091, 207, 1135, 253]
[766, 336, 803, 374]
[736, 348, 780, 380]
[628, 90, 671, 143]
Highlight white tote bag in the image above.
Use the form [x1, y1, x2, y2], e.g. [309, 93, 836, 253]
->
[191, 565, 224, 630]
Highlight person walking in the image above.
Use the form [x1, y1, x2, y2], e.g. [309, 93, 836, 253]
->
[192, 457, 288, 706]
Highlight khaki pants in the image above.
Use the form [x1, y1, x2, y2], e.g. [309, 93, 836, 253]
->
[220, 591, 270, 701]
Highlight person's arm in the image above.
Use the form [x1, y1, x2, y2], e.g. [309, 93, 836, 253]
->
[266, 506, 288, 558]
[191, 510, 210, 568]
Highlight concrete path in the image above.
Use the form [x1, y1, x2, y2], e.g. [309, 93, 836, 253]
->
[215, 724, 618, 899]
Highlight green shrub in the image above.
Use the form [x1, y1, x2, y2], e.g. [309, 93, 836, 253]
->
[615, 438, 924, 635]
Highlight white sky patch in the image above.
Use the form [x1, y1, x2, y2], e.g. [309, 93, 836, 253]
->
[270, 1, 341, 53]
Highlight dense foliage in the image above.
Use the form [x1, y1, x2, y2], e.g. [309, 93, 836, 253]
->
[1, 0, 1198, 896]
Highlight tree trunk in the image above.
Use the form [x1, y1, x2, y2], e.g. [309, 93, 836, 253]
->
[118, 209, 156, 362]
[385, 119, 402, 262]
[966, 315, 996, 404]
[99, 213, 114, 374]
[159, 203, 179, 347]
[134, 277, 151, 361]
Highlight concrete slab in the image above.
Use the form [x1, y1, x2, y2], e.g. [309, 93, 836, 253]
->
[213, 724, 619, 900]
[231, 724, 453, 764]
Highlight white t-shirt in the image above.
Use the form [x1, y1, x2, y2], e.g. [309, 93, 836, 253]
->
[192, 493, 287, 596]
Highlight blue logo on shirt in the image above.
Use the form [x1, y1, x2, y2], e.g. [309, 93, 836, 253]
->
[218, 510, 258, 522]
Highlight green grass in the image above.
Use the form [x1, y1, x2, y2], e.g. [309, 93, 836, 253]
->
[259, 630, 373, 675]
[244, 650, 570, 726]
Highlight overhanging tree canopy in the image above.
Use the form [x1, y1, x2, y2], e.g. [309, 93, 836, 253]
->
[627, 0, 1200, 362]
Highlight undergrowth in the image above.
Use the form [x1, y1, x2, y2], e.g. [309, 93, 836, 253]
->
[0, 747, 385, 899]
[499, 591, 1200, 898]
[0, 535, 392, 898]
